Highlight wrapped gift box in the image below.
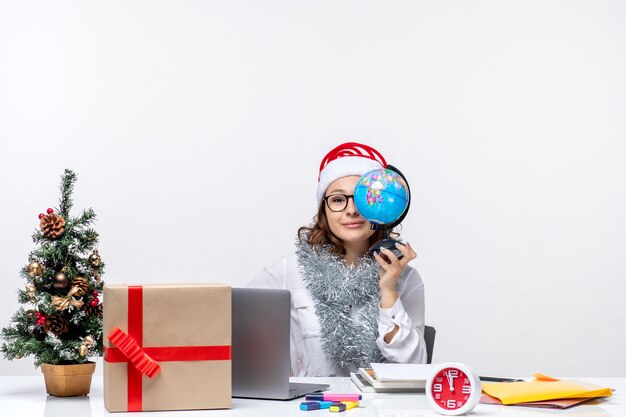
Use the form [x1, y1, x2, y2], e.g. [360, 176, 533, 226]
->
[103, 284, 231, 412]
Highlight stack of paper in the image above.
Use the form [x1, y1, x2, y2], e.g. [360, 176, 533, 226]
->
[481, 374, 613, 409]
[350, 363, 434, 393]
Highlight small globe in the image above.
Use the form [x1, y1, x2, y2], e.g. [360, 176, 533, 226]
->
[354, 168, 409, 225]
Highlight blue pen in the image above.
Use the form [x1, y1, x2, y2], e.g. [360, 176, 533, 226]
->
[300, 401, 334, 411]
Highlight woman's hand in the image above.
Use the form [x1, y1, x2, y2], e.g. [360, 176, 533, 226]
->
[373, 242, 417, 308]
[373, 242, 417, 343]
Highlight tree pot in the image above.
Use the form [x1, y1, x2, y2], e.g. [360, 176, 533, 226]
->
[41, 362, 96, 397]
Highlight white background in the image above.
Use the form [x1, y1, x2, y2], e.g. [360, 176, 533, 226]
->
[1, 1, 625, 377]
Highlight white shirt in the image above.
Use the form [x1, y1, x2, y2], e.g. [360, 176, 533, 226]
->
[247, 254, 427, 377]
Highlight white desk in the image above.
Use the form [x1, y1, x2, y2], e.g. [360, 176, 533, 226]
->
[0, 376, 621, 417]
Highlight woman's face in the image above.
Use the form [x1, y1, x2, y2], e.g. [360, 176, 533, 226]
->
[324, 176, 375, 244]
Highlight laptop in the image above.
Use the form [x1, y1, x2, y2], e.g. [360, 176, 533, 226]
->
[231, 287, 329, 400]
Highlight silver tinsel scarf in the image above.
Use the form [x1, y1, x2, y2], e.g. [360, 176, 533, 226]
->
[296, 232, 386, 372]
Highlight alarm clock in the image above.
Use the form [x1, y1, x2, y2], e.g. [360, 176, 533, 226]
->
[426, 362, 482, 415]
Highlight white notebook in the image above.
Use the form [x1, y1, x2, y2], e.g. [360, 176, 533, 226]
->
[370, 363, 435, 382]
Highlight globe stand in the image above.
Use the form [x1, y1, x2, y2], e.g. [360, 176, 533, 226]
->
[367, 224, 405, 261]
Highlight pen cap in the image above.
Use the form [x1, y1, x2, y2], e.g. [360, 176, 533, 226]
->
[330, 401, 359, 412]
[300, 401, 321, 411]
[330, 403, 346, 412]
[300, 401, 334, 411]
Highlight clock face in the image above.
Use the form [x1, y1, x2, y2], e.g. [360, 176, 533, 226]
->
[429, 367, 475, 411]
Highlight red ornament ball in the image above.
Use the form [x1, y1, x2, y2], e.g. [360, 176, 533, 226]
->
[35, 312, 42, 319]
[89, 298, 99, 307]
[38, 213, 45, 219]
[47, 208, 54, 214]
[91, 290, 99, 298]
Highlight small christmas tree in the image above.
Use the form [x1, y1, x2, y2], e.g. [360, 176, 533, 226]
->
[1, 169, 105, 366]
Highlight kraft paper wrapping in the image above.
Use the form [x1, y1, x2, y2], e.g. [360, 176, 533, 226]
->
[103, 284, 231, 412]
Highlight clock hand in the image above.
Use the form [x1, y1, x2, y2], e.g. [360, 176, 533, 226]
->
[446, 371, 454, 392]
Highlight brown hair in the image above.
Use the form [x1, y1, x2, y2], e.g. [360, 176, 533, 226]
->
[298, 201, 392, 257]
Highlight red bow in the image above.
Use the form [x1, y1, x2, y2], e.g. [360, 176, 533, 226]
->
[107, 327, 161, 378]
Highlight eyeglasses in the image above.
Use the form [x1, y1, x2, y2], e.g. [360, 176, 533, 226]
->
[323, 194, 355, 212]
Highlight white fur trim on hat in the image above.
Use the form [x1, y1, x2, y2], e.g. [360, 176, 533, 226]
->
[316, 156, 383, 205]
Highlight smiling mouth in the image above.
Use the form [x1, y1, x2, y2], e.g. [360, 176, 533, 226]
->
[343, 222, 365, 228]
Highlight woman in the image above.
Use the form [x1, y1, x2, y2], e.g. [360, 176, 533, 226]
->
[248, 142, 427, 376]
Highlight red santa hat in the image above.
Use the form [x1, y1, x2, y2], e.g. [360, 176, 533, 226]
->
[316, 142, 387, 205]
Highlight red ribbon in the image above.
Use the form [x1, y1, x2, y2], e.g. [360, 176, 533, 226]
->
[104, 285, 231, 412]
[107, 327, 161, 378]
